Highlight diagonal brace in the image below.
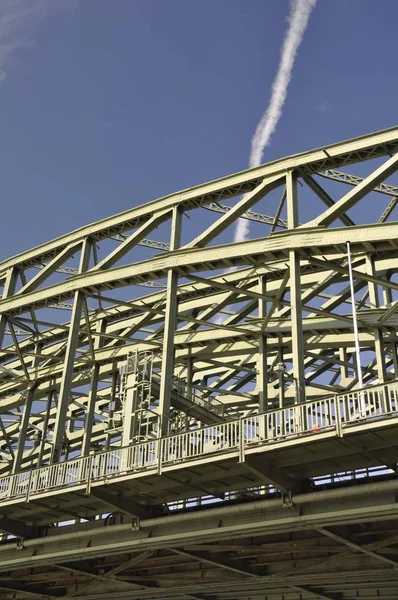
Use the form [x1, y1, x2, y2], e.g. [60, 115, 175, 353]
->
[304, 152, 398, 227]
[186, 174, 284, 248]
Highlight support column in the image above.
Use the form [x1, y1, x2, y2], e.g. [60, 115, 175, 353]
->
[0, 268, 23, 472]
[185, 355, 194, 430]
[258, 276, 268, 413]
[121, 369, 137, 446]
[339, 347, 350, 383]
[277, 344, 285, 409]
[37, 391, 52, 468]
[105, 369, 119, 451]
[82, 320, 105, 456]
[52, 239, 92, 462]
[383, 283, 393, 306]
[186, 350, 194, 403]
[12, 344, 41, 473]
[381, 282, 398, 376]
[366, 256, 386, 383]
[12, 387, 35, 473]
[159, 207, 182, 436]
[0, 267, 18, 348]
[391, 332, 398, 377]
[286, 170, 305, 403]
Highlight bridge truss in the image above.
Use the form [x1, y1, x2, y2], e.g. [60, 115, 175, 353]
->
[1, 128, 398, 598]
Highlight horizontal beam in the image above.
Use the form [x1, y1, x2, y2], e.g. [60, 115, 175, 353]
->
[0, 517, 38, 539]
[1, 222, 398, 316]
[1, 478, 398, 571]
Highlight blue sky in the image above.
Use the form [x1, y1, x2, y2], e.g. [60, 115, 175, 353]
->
[0, 0, 397, 259]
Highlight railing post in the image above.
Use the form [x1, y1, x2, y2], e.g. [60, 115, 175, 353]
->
[120, 446, 128, 474]
[158, 438, 163, 475]
[26, 470, 34, 504]
[77, 455, 86, 483]
[238, 418, 244, 463]
[260, 412, 267, 442]
[335, 396, 343, 438]
[85, 453, 94, 495]
[383, 384, 390, 415]
[8, 475, 15, 499]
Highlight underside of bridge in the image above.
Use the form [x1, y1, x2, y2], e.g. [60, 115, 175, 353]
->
[1, 128, 398, 598]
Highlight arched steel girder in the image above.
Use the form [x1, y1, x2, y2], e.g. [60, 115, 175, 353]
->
[0, 127, 398, 472]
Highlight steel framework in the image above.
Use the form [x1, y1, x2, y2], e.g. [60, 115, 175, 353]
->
[1, 128, 398, 599]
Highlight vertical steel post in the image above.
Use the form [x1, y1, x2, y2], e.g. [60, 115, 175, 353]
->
[366, 256, 386, 383]
[121, 352, 141, 447]
[52, 239, 92, 462]
[347, 241, 365, 415]
[159, 207, 182, 436]
[81, 366, 100, 455]
[347, 242, 363, 387]
[37, 391, 52, 468]
[2, 269, 30, 473]
[12, 385, 35, 474]
[0, 267, 18, 349]
[339, 348, 350, 382]
[186, 354, 193, 402]
[382, 283, 398, 376]
[286, 170, 305, 404]
[82, 320, 105, 456]
[12, 344, 41, 473]
[276, 338, 285, 409]
[258, 276, 268, 413]
[184, 354, 194, 431]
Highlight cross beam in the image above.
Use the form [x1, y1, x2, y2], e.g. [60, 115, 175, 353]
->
[244, 455, 299, 493]
[89, 488, 152, 520]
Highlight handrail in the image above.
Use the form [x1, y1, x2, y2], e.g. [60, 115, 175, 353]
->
[0, 380, 397, 506]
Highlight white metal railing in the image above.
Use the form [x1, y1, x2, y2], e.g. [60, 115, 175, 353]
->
[338, 381, 398, 423]
[0, 380, 397, 505]
[161, 419, 240, 464]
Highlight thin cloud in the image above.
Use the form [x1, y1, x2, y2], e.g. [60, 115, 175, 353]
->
[234, 0, 317, 243]
[0, 0, 68, 81]
[314, 102, 333, 114]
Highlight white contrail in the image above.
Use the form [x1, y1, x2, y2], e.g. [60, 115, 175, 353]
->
[234, 0, 317, 243]
[0, 0, 76, 81]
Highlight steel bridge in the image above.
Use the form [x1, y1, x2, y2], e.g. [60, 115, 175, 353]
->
[1, 128, 398, 599]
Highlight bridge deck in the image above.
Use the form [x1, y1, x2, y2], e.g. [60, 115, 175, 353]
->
[0, 381, 397, 527]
